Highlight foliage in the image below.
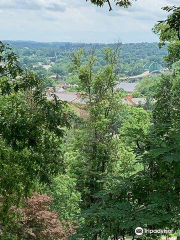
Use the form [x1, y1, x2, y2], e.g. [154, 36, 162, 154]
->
[134, 75, 161, 98]
[0, 42, 22, 79]
[153, 6, 180, 66]
[153, 6, 180, 44]
[66, 47, 125, 212]
[0, 42, 72, 222]
[109, 106, 150, 179]
[0, 193, 75, 240]
[87, 0, 136, 11]
[43, 77, 56, 87]
[4, 41, 167, 84]
[45, 175, 81, 222]
[75, 73, 180, 240]
[1, 1, 180, 238]
[120, 106, 150, 148]
[72, 6, 180, 239]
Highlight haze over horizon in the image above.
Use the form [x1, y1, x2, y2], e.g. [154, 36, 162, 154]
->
[0, 0, 179, 43]
[3, 39, 161, 44]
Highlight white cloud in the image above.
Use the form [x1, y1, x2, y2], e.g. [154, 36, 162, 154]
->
[0, 0, 67, 12]
[0, 0, 176, 43]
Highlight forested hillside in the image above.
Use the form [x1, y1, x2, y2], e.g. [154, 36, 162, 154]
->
[3, 41, 167, 85]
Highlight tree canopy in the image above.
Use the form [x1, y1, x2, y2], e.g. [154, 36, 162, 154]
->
[0, 41, 72, 227]
[87, 0, 135, 10]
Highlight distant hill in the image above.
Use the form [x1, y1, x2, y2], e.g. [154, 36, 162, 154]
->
[3, 40, 104, 48]
[1, 40, 168, 80]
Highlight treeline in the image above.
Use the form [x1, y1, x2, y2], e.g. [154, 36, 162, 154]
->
[3, 41, 167, 85]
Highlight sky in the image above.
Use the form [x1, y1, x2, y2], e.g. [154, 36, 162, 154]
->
[0, 0, 179, 43]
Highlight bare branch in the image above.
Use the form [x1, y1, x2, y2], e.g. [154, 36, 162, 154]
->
[107, 0, 113, 11]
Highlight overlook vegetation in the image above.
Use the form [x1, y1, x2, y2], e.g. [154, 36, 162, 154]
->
[3, 41, 167, 86]
[0, 2, 180, 240]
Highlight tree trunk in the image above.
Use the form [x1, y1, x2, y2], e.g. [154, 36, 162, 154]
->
[177, 236, 180, 240]
[93, 233, 97, 240]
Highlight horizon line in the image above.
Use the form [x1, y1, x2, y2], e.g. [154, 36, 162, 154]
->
[2, 39, 160, 45]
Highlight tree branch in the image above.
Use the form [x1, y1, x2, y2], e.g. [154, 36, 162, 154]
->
[107, 0, 112, 11]
[136, 139, 142, 150]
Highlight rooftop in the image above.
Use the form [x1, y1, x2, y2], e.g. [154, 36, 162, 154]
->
[55, 92, 77, 102]
[116, 82, 138, 93]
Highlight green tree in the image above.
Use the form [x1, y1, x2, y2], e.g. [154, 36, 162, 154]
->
[153, 6, 180, 43]
[66, 47, 124, 212]
[45, 175, 81, 222]
[75, 74, 180, 240]
[134, 75, 161, 98]
[153, 6, 180, 66]
[0, 42, 72, 224]
[0, 41, 22, 79]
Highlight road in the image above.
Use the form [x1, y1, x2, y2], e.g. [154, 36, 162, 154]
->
[119, 70, 150, 81]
